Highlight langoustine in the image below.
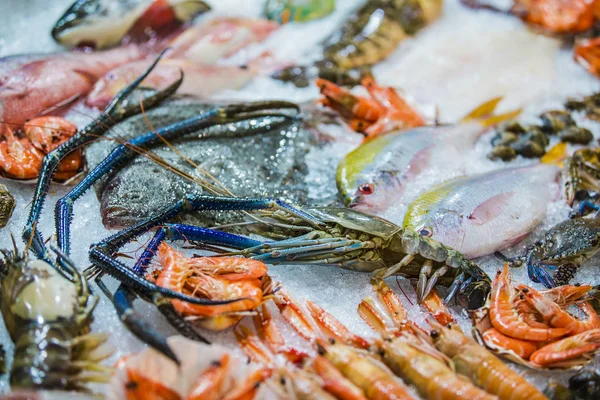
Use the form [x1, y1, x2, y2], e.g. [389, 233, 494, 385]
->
[357, 281, 498, 400]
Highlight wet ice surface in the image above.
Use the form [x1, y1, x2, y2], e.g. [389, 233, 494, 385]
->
[2, 0, 600, 396]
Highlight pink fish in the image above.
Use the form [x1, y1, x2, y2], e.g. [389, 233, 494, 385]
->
[168, 17, 278, 64]
[0, 45, 144, 132]
[87, 55, 270, 108]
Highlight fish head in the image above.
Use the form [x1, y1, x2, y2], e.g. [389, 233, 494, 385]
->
[345, 172, 401, 214]
[406, 209, 467, 252]
[337, 135, 401, 214]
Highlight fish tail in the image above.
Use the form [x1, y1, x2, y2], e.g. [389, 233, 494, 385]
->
[460, 97, 521, 127]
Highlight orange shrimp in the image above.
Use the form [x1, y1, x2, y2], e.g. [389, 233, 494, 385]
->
[23, 116, 83, 180]
[361, 76, 424, 139]
[23, 116, 77, 153]
[575, 37, 600, 78]
[482, 328, 538, 359]
[316, 78, 385, 123]
[274, 290, 415, 400]
[0, 127, 44, 179]
[540, 283, 594, 308]
[54, 149, 84, 181]
[520, 285, 600, 335]
[221, 368, 272, 400]
[512, 0, 597, 33]
[489, 265, 568, 341]
[236, 305, 367, 400]
[123, 367, 181, 400]
[155, 243, 265, 329]
[358, 284, 497, 400]
[529, 328, 600, 367]
[429, 320, 547, 400]
[306, 300, 371, 349]
[187, 354, 231, 400]
[187, 256, 267, 281]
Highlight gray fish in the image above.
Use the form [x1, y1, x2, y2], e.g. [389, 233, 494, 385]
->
[85, 98, 324, 229]
[52, 0, 210, 49]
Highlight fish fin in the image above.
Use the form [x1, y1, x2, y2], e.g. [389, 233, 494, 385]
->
[540, 142, 567, 167]
[461, 97, 503, 120]
[460, 97, 521, 127]
[467, 192, 515, 225]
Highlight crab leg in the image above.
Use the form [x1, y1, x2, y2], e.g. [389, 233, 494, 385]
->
[56, 101, 299, 258]
[23, 50, 181, 261]
[89, 196, 314, 304]
[107, 224, 263, 363]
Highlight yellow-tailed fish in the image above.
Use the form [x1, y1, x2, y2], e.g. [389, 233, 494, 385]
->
[336, 98, 518, 214]
[403, 164, 560, 259]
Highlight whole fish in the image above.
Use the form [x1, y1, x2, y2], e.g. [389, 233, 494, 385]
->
[0, 46, 144, 132]
[167, 17, 279, 65]
[52, 0, 211, 49]
[337, 122, 489, 214]
[85, 17, 279, 107]
[86, 56, 266, 108]
[403, 164, 560, 259]
[85, 99, 321, 228]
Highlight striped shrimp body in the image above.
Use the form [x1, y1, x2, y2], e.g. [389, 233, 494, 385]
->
[429, 321, 548, 400]
[358, 282, 498, 400]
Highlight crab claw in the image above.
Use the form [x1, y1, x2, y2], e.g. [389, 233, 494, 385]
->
[526, 246, 556, 288]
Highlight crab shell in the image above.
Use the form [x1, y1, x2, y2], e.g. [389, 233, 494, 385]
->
[470, 302, 599, 371]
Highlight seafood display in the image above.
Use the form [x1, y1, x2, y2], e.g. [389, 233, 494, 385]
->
[3, 0, 600, 397]
[274, 0, 444, 87]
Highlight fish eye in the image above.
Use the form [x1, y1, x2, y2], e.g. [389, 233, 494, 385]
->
[419, 227, 433, 237]
[359, 183, 374, 195]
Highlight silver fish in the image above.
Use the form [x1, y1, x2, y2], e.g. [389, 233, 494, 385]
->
[85, 98, 324, 229]
[403, 164, 560, 258]
[337, 122, 489, 214]
[52, 0, 210, 49]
